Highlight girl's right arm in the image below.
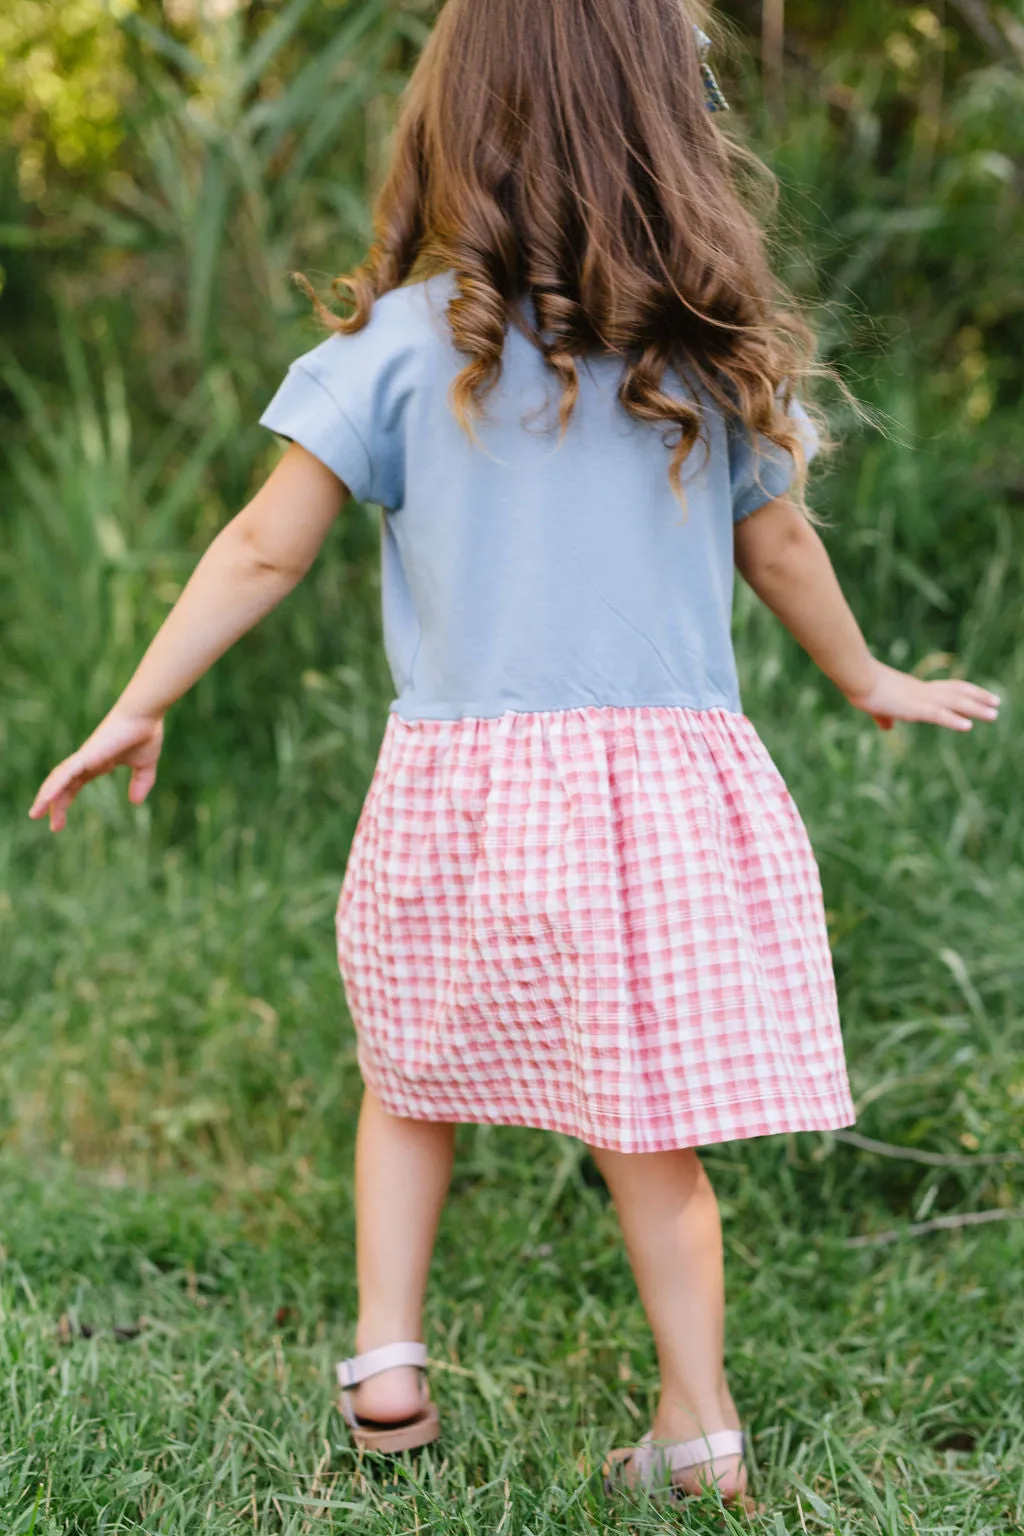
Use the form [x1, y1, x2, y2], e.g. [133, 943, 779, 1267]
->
[734, 495, 1001, 731]
[29, 442, 346, 832]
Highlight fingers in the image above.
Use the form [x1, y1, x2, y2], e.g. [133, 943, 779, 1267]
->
[48, 786, 78, 833]
[129, 763, 158, 804]
[926, 707, 975, 732]
[923, 680, 1000, 730]
[29, 716, 165, 832]
[30, 753, 159, 832]
[909, 680, 1001, 731]
[942, 683, 1000, 721]
[861, 674, 1002, 733]
[28, 759, 74, 819]
[29, 755, 91, 829]
[48, 773, 91, 830]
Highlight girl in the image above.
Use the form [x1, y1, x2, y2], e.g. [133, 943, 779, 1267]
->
[29, 0, 1000, 1512]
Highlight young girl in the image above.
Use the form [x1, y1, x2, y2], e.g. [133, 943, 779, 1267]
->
[29, 0, 999, 1512]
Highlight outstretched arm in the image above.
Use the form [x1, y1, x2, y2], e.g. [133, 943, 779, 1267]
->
[29, 442, 346, 831]
[734, 495, 1000, 731]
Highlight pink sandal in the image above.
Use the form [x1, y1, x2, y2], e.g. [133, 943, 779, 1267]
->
[336, 1342, 441, 1454]
[603, 1428, 755, 1510]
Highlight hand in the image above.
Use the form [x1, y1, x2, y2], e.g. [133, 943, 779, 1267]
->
[28, 708, 166, 833]
[846, 660, 1001, 733]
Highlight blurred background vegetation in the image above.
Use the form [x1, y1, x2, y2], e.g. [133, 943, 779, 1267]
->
[1, 4, 1024, 1528]
[4, 0, 1022, 1170]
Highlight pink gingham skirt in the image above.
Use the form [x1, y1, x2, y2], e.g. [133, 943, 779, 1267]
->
[335, 705, 855, 1153]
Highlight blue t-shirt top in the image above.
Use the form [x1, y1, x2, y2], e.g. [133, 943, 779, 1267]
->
[260, 272, 817, 721]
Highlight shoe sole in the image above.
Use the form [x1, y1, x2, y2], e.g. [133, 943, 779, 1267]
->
[347, 1398, 441, 1454]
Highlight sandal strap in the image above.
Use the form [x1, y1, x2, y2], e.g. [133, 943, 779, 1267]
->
[633, 1428, 746, 1477]
[336, 1341, 428, 1389]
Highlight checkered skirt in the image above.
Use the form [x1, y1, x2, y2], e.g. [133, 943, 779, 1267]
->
[336, 705, 855, 1153]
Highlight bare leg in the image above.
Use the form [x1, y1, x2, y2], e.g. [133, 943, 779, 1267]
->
[586, 1143, 746, 1502]
[348, 1086, 456, 1423]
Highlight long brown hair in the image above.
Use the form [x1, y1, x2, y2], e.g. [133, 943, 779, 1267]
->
[308, 0, 823, 502]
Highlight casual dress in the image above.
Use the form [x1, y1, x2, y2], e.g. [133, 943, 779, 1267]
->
[260, 271, 856, 1152]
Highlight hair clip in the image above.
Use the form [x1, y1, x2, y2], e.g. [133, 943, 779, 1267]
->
[694, 25, 730, 112]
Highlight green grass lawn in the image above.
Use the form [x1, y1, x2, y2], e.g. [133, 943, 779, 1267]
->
[3, 1, 1024, 1520]
[2, 1137, 1023, 1535]
[3, 687, 1024, 1533]
[3, 1108, 1024, 1533]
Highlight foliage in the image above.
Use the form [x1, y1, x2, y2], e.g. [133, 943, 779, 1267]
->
[0, 0, 137, 203]
[1, 1, 1024, 1527]
[86, 0, 426, 369]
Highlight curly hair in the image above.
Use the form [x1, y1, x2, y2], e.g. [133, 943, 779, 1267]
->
[305, 0, 823, 503]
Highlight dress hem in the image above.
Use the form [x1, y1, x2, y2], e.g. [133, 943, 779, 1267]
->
[358, 1054, 856, 1154]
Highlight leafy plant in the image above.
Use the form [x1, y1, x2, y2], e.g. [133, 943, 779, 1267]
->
[1, 312, 237, 780]
[75, 0, 429, 372]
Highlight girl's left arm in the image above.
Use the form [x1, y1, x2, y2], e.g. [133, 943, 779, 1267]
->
[734, 494, 1001, 731]
[29, 443, 346, 831]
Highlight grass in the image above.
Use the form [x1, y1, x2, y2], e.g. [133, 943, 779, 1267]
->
[2, 1126, 1024, 1532]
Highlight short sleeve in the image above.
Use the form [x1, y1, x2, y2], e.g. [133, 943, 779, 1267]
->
[728, 394, 820, 523]
[259, 306, 413, 509]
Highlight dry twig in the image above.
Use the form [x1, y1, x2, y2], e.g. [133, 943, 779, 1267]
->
[847, 1206, 1024, 1249]
[834, 1129, 1024, 1168]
